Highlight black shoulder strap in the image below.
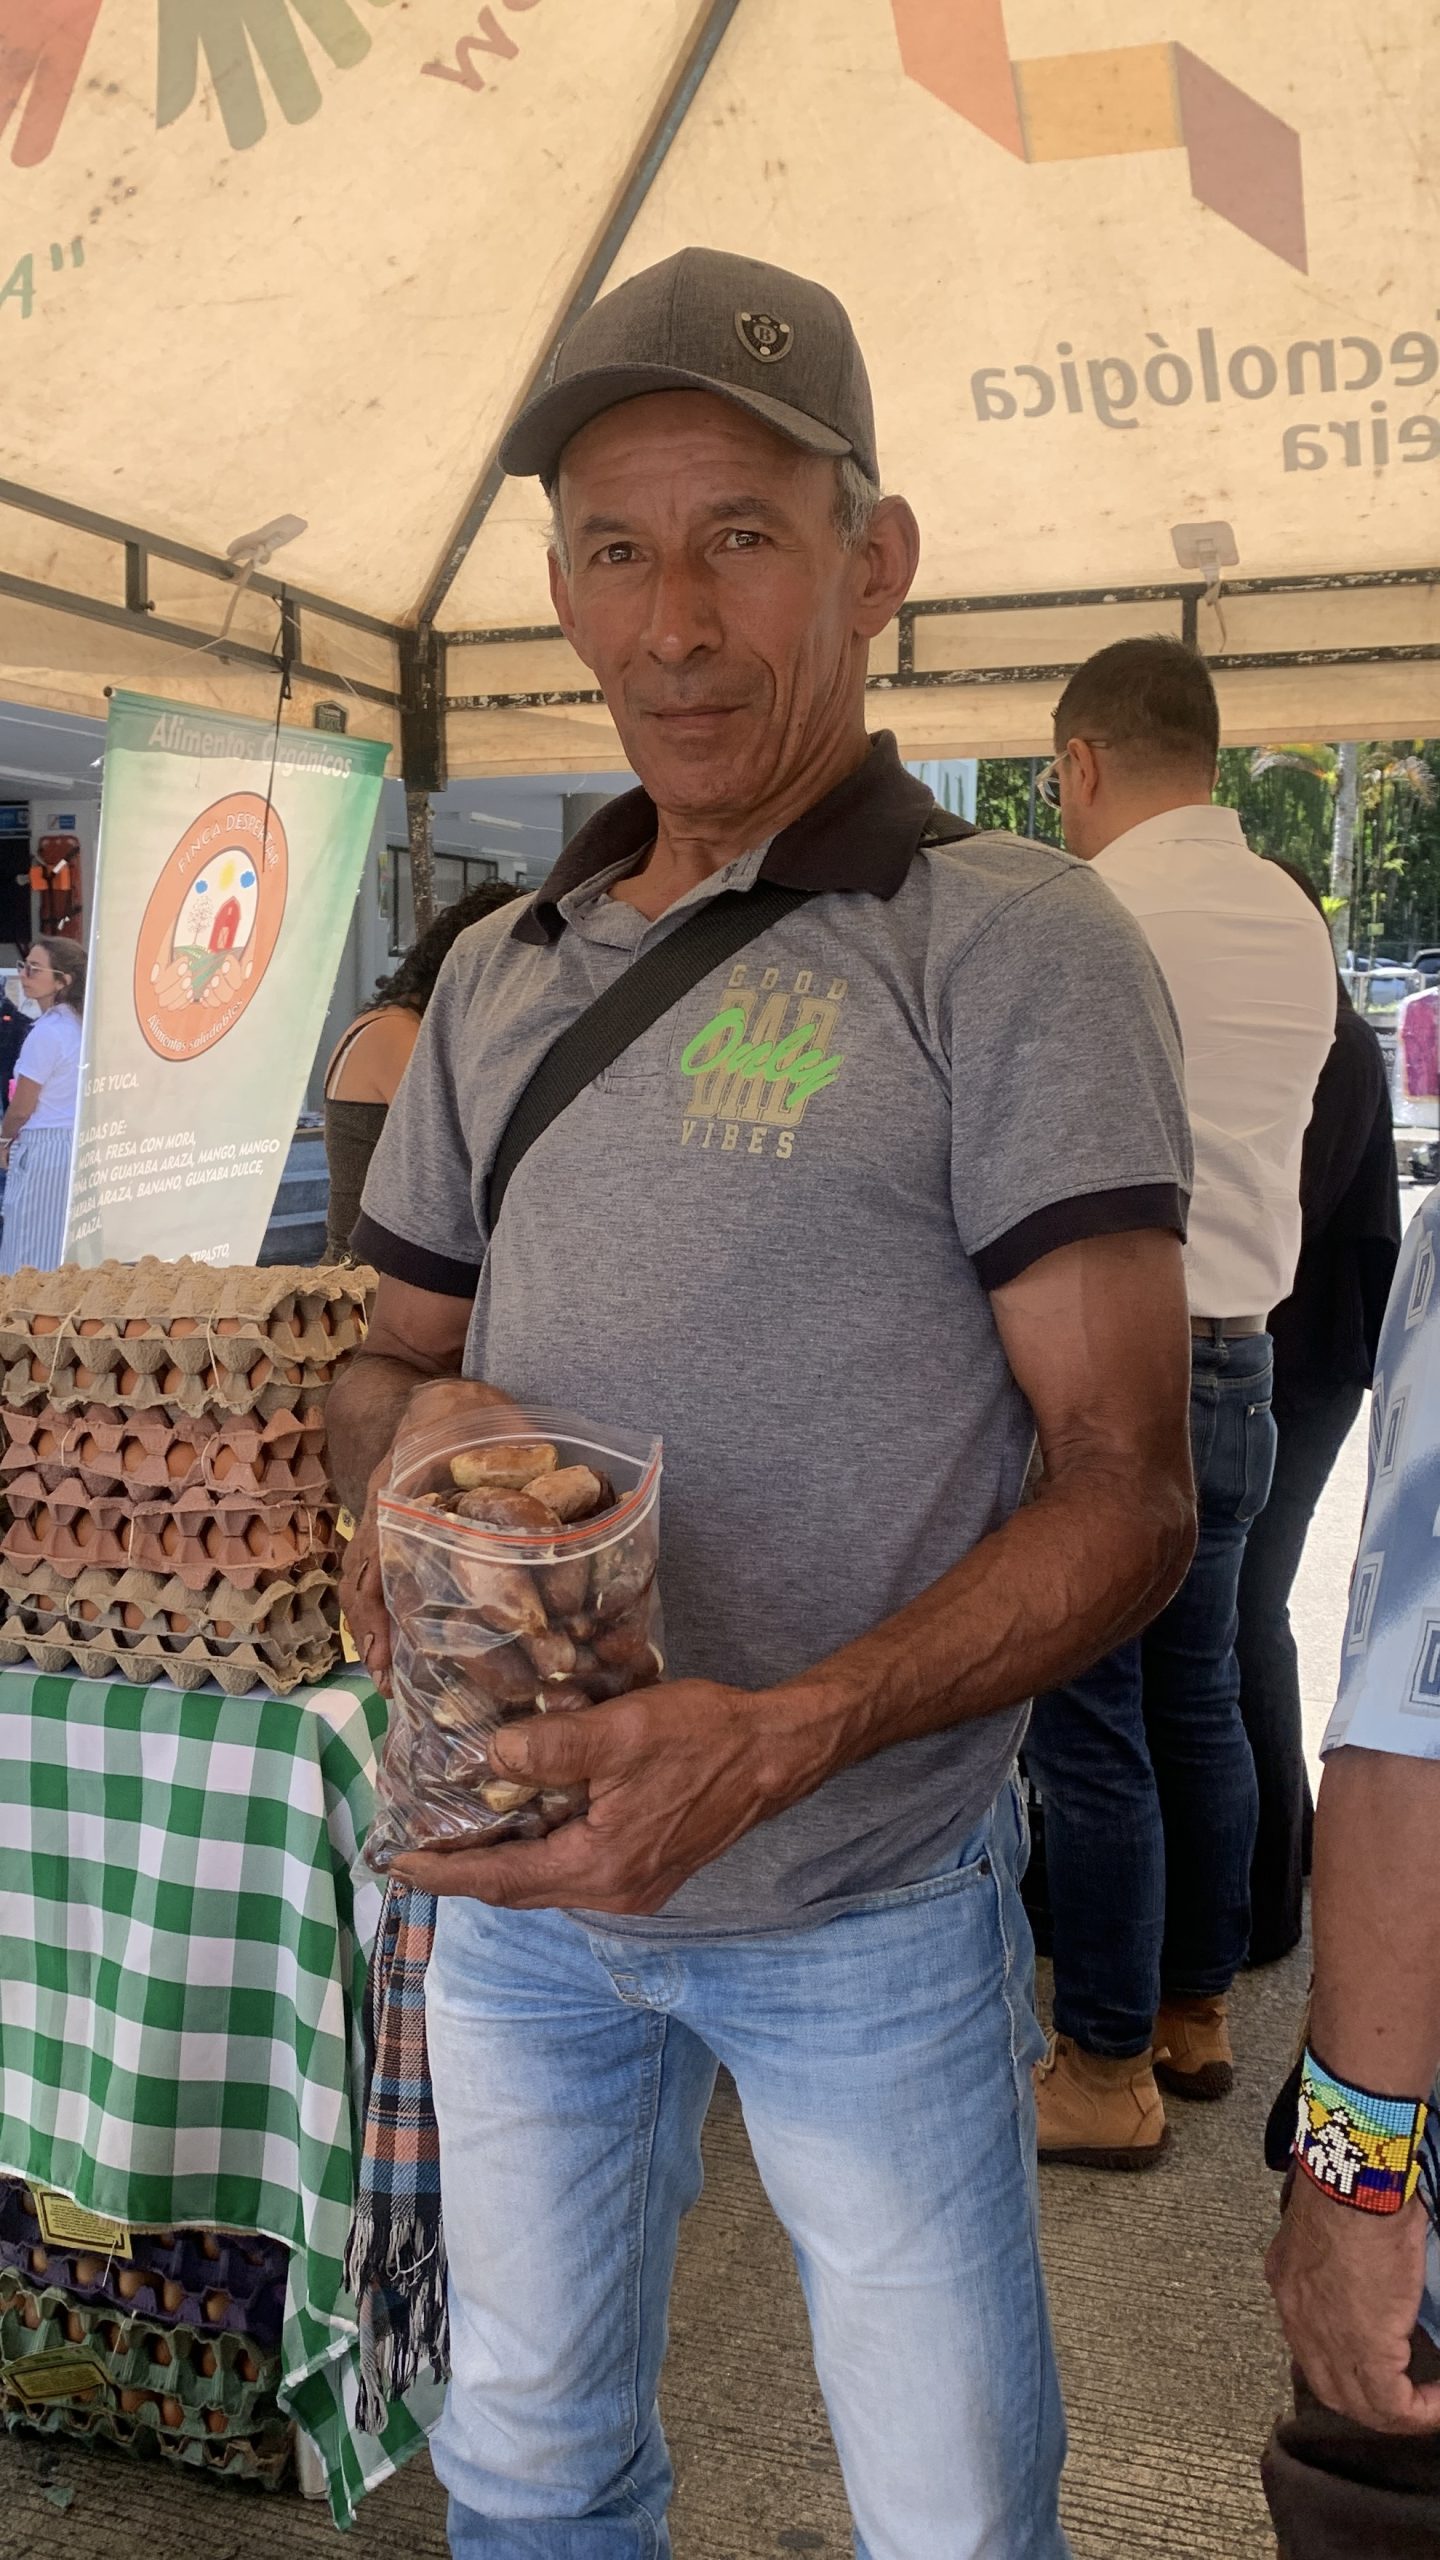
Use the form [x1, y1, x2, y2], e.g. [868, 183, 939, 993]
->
[919, 807, 978, 846]
[487, 879, 808, 1233]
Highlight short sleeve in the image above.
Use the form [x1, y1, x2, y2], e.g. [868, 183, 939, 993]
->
[946, 861, 1193, 1290]
[351, 952, 485, 1297]
[1322, 1196, 1440, 1760]
[15, 1013, 62, 1086]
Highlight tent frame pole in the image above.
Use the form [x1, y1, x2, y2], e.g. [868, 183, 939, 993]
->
[412, 0, 744, 634]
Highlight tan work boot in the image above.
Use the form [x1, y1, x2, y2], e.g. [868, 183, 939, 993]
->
[1153, 1994, 1234, 2101]
[1033, 2033, 1170, 2170]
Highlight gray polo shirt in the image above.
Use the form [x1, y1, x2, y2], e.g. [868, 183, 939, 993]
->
[356, 735, 1191, 1935]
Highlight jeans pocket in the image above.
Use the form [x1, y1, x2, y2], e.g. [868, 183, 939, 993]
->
[1237, 1396, 1279, 1524]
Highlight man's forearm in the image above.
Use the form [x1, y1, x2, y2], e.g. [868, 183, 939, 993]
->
[1309, 1748, 1440, 2097]
[327, 1353, 435, 1514]
[759, 1459, 1195, 1798]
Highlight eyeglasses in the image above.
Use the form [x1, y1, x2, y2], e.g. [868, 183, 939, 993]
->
[19, 959, 52, 980]
[1036, 739, 1113, 808]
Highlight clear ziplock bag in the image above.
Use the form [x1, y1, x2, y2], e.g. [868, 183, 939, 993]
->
[365, 1407, 663, 1869]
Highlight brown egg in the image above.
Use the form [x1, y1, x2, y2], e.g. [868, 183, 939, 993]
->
[162, 2397, 184, 2428]
[163, 2278, 185, 2313]
[204, 2407, 227, 2435]
[202, 2290, 229, 2323]
[73, 2254, 101, 2286]
[195, 2344, 217, 2379]
[152, 2336, 173, 2368]
[116, 2267, 144, 2300]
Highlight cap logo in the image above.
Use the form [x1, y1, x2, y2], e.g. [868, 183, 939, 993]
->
[734, 310, 793, 365]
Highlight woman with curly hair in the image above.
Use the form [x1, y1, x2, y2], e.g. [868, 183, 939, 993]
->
[324, 883, 520, 1262]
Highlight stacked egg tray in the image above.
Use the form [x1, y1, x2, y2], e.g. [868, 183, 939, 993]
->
[0, 1259, 368, 1418]
[0, 2191, 292, 2487]
[0, 1563, 337, 1693]
[0, 1260, 371, 1695]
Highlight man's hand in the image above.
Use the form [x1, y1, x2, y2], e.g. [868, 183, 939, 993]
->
[338, 1474, 393, 1693]
[393, 1677, 818, 1916]
[333, 1351, 526, 1699]
[1266, 2176, 1440, 2433]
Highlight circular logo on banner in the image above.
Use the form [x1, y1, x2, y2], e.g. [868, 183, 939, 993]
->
[133, 793, 288, 1062]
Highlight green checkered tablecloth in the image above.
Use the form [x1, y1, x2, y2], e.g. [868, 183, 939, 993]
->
[0, 1663, 443, 2524]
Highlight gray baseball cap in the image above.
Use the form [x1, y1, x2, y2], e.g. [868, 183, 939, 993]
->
[499, 247, 878, 488]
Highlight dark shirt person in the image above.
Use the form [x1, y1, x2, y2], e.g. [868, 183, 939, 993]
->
[327, 249, 1197, 2555]
[1237, 862, 1401, 1964]
[324, 884, 519, 1261]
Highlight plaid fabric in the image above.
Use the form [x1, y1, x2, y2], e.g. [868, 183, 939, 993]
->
[0, 1664, 443, 2522]
[345, 1880, 447, 2434]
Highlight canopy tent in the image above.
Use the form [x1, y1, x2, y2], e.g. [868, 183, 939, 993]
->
[1, 0, 1436, 785]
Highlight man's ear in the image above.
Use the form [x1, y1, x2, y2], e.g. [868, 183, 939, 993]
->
[1065, 736, 1103, 802]
[852, 496, 921, 641]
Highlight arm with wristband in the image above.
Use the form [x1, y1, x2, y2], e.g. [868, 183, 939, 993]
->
[1267, 1748, 1440, 2431]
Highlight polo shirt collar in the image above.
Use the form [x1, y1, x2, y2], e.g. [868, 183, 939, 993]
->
[514, 732, 936, 945]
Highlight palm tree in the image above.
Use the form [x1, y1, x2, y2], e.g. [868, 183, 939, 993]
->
[1248, 742, 1355, 957]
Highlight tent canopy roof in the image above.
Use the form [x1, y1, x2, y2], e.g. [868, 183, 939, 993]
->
[2, 0, 1435, 770]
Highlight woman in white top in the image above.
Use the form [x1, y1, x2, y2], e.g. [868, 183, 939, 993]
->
[0, 936, 86, 1276]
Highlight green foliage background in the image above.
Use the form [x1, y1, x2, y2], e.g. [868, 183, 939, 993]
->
[976, 742, 1440, 957]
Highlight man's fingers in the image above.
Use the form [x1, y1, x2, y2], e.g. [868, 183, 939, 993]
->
[1397, 2376, 1440, 2433]
[394, 1825, 591, 1907]
[489, 1703, 621, 1789]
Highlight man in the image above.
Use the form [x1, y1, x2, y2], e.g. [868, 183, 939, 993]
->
[1026, 637, 1337, 2169]
[1264, 1181, 1440, 2556]
[331, 249, 1197, 2558]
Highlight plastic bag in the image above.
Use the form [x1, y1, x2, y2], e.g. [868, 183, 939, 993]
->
[365, 1407, 663, 1870]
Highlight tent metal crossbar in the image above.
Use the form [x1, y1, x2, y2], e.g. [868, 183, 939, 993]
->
[442, 565, 1440, 713]
[0, 478, 404, 711]
[0, 477, 401, 645]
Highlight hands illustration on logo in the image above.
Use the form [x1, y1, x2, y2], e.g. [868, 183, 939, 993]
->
[0, 0, 105, 168]
[156, 0, 395, 151]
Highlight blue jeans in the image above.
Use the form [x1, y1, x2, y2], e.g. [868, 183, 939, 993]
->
[1025, 1334, 1275, 2057]
[426, 1779, 1070, 2560]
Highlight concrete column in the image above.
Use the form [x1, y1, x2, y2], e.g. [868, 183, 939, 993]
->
[562, 791, 613, 846]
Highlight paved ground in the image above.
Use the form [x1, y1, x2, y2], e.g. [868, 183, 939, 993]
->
[0, 1221, 1409, 2558]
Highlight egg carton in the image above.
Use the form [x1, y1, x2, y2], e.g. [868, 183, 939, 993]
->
[2, 1497, 338, 1589]
[0, 2276, 280, 2430]
[0, 2186, 288, 2343]
[0, 1622, 338, 1695]
[1, 1349, 341, 1418]
[0, 1564, 339, 1692]
[0, 1258, 372, 1375]
[0, 1561, 336, 1638]
[0, 1403, 331, 1502]
[2, 2396, 294, 2488]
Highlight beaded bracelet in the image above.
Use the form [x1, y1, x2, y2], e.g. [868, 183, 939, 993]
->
[1293, 2046, 1429, 2216]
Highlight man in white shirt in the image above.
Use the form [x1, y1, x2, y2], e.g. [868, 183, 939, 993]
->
[1027, 636, 1336, 2166]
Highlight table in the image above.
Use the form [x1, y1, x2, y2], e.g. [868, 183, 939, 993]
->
[0, 1663, 443, 2524]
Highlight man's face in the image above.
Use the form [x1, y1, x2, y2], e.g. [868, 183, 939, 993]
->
[549, 392, 897, 821]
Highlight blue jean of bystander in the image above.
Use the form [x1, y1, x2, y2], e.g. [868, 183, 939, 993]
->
[1026, 1333, 1276, 2057]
